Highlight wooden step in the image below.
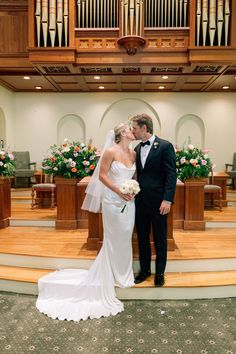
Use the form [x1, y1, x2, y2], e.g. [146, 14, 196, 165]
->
[1, 265, 236, 288]
[0, 265, 52, 283]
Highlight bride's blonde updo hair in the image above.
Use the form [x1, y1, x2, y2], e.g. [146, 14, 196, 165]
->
[114, 123, 128, 143]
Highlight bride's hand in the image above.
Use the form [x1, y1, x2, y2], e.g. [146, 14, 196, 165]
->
[118, 191, 134, 201]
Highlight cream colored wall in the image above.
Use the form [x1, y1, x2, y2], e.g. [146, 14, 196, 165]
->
[2, 91, 235, 171]
[0, 86, 14, 148]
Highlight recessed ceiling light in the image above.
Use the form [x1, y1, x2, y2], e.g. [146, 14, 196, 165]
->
[94, 76, 101, 80]
[222, 85, 229, 90]
[35, 86, 42, 90]
[23, 76, 30, 80]
[158, 85, 165, 89]
[162, 75, 168, 79]
[99, 86, 104, 89]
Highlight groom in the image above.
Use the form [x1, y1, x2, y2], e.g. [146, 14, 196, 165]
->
[131, 114, 177, 287]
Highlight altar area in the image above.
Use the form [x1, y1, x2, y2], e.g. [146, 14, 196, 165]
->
[0, 185, 236, 299]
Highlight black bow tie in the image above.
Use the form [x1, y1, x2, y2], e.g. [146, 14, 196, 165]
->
[140, 141, 151, 147]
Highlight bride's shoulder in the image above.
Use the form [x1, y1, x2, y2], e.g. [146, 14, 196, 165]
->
[102, 146, 116, 159]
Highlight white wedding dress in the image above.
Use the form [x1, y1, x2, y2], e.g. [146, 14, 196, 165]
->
[36, 161, 135, 321]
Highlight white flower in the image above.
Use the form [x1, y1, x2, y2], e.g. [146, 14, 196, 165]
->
[0, 161, 3, 166]
[188, 144, 194, 150]
[119, 180, 140, 195]
[62, 147, 70, 153]
[119, 180, 140, 213]
[82, 160, 90, 166]
[120, 185, 129, 194]
[80, 143, 85, 148]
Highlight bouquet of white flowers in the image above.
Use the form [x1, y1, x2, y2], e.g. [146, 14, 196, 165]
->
[119, 179, 140, 213]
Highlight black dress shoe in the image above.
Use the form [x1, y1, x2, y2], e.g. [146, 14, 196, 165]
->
[134, 270, 151, 284]
[154, 274, 165, 287]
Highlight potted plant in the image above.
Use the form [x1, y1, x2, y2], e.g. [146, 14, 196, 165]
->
[42, 139, 98, 229]
[175, 144, 212, 182]
[42, 139, 98, 179]
[0, 149, 15, 228]
[175, 144, 212, 231]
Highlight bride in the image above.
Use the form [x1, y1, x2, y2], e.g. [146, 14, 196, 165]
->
[36, 123, 137, 321]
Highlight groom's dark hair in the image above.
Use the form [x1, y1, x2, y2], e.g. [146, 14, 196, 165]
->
[131, 113, 153, 134]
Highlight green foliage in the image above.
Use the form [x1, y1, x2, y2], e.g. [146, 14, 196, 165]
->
[175, 144, 212, 182]
[0, 149, 15, 176]
[42, 140, 98, 179]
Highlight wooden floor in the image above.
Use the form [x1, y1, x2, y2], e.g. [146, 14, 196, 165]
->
[1, 188, 236, 295]
[1, 225, 236, 260]
[5, 188, 236, 260]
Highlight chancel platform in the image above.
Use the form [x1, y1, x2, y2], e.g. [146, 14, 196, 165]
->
[0, 188, 236, 299]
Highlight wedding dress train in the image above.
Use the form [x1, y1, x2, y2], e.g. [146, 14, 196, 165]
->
[36, 161, 135, 321]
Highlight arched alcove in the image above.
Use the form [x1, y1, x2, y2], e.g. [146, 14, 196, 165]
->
[99, 98, 160, 148]
[57, 114, 86, 144]
[0, 107, 6, 148]
[175, 114, 205, 149]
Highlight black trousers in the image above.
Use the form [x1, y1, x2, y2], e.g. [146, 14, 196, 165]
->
[135, 201, 167, 275]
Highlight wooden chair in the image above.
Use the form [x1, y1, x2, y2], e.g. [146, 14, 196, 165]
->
[225, 152, 236, 189]
[204, 169, 222, 211]
[13, 151, 36, 188]
[31, 173, 56, 209]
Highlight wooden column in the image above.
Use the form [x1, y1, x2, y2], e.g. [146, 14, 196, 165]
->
[230, 0, 236, 46]
[76, 177, 89, 228]
[173, 180, 185, 229]
[184, 178, 206, 230]
[0, 177, 11, 228]
[189, 0, 197, 46]
[87, 212, 103, 251]
[28, 0, 35, 47]
[55, 176, 79, 229]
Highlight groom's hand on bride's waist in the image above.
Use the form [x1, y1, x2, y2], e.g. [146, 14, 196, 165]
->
[159, 200, 171, 215]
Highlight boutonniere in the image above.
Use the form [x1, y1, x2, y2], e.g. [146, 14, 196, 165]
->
[153, 142, 159, 149]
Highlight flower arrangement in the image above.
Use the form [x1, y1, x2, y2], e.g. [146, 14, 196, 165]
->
[119, 179, 140, 212]
[0, 149, 15, 177]
[42, 139, 98, 179]
[175, 144, 212, 182]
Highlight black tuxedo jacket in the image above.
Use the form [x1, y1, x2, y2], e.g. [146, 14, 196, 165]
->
[135, 136, 177, 208]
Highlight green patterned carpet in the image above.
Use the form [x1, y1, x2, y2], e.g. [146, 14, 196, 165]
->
[0, 292, 236, 354]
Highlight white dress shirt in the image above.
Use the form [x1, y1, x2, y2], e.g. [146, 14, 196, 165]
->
[140, 135, 155, 167]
